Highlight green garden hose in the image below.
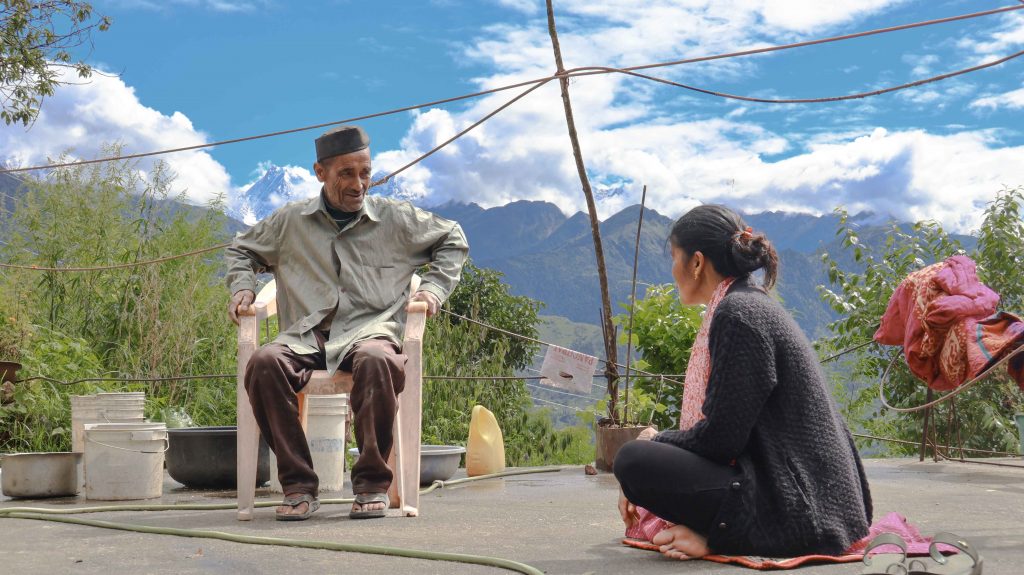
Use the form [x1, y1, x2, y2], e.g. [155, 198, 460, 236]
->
[0, 466, 569, 574]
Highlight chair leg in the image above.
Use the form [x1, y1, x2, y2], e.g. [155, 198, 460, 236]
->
[387, 443, 400, 510]
[236, 313, 262, 520]
[396, 353, 422, 517]
[237, 354, 260, 520]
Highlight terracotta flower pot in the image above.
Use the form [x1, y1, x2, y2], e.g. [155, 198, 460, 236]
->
[594, 424, 647, 472]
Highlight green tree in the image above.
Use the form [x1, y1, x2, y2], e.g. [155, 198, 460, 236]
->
[0, 152, 238, 451]
[818, 186, 1024, 456]
[613, 284, 701, 430]
[0, 0, 110, 125]
[423, 260, 591, 465]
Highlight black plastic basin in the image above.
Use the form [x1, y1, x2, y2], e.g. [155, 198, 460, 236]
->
[166, 426, 269, 489]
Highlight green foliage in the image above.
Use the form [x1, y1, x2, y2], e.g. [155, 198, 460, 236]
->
[0, 326, 104, 451]
[424, 260, 591, 466]
[0, 171, 590, 466]
[0, 153, 238, 451]
[818, 186, 1024, 455]
[613, 284, 701, 429]
[0, 1, 111, 125]
[442, 261, 542, 370]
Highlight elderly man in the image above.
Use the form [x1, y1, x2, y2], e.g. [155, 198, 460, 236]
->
[226, 125, 469, 520]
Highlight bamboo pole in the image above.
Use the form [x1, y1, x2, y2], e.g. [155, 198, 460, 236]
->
[545, 0, 621, 422]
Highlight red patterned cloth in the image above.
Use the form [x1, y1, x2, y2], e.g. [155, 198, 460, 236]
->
[626, 277, 735, 543]
[874, 255, 1023, 391]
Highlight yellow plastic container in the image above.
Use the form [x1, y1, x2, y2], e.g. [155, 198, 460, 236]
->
[466, 405, 505, 476]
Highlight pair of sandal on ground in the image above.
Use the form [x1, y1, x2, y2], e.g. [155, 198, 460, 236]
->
[861, 532, 983, 575]
[275, 492, 389, 521]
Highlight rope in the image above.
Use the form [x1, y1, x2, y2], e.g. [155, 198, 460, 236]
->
[441, 309, 685, 387]
[524, 382, 596, 400]
[820, 340, 876, 363]
[878, 345, 1024, 413]
[12, 371, 690, 386]
[0, 3, 1019, 175]
[531, 395, 583, 412]
[13, 374, 235, 386]
[0, 242, 230, 272]
[571, 49, 1024, 105]
[852, 433, 1020, 458]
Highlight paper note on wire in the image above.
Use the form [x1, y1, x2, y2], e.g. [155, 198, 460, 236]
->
[539, 345, 597, 394]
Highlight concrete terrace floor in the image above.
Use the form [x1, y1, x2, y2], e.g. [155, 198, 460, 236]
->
[1, 458, 1022, 575]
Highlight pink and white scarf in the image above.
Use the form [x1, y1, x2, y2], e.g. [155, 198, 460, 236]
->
[678, 277, 736, 430]
[625, 277, 735, 543]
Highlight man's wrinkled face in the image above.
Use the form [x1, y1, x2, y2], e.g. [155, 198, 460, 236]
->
[314, 148, 371, 212]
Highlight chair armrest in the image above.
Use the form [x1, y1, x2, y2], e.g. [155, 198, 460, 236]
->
[403, 301, 428, 342]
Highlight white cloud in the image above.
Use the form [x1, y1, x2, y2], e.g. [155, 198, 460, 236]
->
[0, 69, 232, 205]
[493, 0, 539, 14]
[958, 12, 1024, 59]
[110, 0, 272, 12]
[902, 54, 939, 77]
[370, 0, 1023, 233]
[970, 86, 1024, 111]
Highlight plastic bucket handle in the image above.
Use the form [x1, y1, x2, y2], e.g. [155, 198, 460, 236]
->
[86, 436, 169, 454]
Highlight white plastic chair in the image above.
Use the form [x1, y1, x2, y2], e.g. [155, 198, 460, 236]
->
[235, 277, 425, 520]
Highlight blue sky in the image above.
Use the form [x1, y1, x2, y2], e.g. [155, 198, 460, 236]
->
[3, 0, 1024, 232]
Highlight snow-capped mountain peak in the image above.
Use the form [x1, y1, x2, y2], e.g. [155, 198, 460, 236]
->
[229, 164, 321, 225]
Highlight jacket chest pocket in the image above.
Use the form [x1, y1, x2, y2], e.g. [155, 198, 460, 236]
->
[349, 262, 408, 311]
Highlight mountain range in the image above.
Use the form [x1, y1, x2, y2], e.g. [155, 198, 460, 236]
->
[2, 163, 964, 349]
[227, 164, 954, 343]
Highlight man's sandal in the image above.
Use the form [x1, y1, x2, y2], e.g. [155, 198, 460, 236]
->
[861, 533, 910, 574]
[350, 492, 389, 519]
[275, 493, 320, 521]
[907, 533, 983, 575]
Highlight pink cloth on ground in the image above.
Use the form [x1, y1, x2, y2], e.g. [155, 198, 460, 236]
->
[624, 512, 954, 569]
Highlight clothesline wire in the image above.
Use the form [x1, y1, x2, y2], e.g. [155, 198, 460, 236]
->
[531, 395, 584, 412]
[851, 431, 1019, 454]
[524, 382, 598, 401]
[878, 344, 1024, 413]
[0, 3, 1019, 176]
[442, 308, 685, 387]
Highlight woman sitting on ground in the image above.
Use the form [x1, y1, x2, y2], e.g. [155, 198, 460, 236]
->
[614, 204, 872, 559]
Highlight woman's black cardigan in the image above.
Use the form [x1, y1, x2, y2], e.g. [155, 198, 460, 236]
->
[653, 279, 873, 556]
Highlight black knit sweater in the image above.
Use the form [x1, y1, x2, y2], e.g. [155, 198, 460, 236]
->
[653, 279, 872, 556]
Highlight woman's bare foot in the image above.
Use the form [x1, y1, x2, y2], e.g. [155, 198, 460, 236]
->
[652, 524, 710, 559]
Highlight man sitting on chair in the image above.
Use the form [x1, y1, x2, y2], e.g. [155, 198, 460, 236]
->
[225, 125, 469, 520]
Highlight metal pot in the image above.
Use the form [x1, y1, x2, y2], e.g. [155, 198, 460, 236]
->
[165, 426, 269, 489]
[1, 452, 81, 498]
[349, 445, 466, 485]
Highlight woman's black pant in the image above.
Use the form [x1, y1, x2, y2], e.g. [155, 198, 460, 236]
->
[613, 439, 741, 536]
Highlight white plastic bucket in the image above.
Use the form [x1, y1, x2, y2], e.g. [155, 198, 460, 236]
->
[269, 394, 349, 493]
[70, 394, 146, 453]
[83, 422, 167, 500]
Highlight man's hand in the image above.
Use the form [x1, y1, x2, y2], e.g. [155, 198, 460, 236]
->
[619, 487, 638, 528]
[410, 290, 440, 317]
[228, 289, 255, 325]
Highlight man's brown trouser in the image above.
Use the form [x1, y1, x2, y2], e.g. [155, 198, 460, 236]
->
[244, 333, 406, 497]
